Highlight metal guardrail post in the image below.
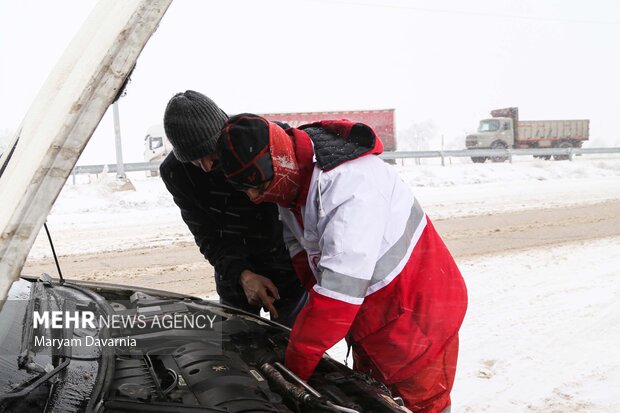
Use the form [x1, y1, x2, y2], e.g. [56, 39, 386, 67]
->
[112, 101, 126, 180]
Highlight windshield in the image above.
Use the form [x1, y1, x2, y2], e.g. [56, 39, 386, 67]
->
[478, 119, 500, 132]
[149, 136, 163, 150]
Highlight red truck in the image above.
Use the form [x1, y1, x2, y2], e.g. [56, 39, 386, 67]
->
[144, 109, 396, 169]
[261, 109, 396, 152]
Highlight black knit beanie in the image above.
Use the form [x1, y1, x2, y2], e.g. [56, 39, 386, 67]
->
[163, 90, 228, 162]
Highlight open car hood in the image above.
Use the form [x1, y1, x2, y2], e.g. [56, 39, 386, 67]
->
[0, 0, 173, 305]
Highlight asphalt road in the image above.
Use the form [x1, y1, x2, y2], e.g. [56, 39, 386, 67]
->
[433, 200, 620, 258]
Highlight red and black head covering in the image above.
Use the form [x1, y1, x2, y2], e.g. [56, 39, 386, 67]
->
[217, 114, 274, 189]
[218, 114, 302, 206]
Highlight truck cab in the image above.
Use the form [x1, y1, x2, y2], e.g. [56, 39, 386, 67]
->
[143, 124, 171, 176]
[465, 117, 514, 149]
[143, 124, 170, 162]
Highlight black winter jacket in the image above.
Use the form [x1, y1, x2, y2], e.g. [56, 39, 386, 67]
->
[159, 153, 302, 305]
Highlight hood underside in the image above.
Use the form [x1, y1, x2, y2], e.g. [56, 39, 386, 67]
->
[0, 0, 173, 305]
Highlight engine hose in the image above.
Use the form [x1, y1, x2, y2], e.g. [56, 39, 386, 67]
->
[260, 363, 311, 404]
[260, 363, 360, 413]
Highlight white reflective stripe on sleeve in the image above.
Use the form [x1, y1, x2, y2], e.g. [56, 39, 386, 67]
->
[317, 269, 370, 299]
[313, 284, 365, 305]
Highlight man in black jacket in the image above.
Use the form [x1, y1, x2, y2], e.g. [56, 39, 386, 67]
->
[159, 90, 306, 327]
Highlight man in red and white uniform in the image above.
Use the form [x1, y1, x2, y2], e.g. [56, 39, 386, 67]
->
[217, 114, 468, 413]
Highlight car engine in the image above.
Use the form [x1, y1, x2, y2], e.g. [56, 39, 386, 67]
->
[0, 280, 409, 413]
[99, 290, 409, 413]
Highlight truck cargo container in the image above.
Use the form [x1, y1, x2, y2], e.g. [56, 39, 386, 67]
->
[144, 109, 396, 168]
[260, 109, 396, 152]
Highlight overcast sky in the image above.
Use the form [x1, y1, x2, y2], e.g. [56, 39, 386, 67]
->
[1, 0, 619, 163]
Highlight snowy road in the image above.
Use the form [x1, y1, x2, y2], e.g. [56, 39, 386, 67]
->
[23, 200, 620, 297]
[434, 200, 620, 257]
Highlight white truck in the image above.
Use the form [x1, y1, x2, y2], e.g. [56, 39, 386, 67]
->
[143, 124, 171, 176]
[465, 107, 589, 162]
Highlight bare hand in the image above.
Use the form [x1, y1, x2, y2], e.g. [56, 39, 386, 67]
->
[240, 270, 280, 319]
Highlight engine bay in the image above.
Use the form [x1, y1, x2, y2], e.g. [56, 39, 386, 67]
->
[0, 279, 408, 413]
[99, 289, 408, 413]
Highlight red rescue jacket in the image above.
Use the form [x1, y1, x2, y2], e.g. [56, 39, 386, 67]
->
[281, 121, 468, 383]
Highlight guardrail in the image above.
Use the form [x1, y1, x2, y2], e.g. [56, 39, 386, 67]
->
[70, 161, 162, 183]
[379, 147, 620, 165]
[72, 161, 162, 175]
[71, 147, 620, 182]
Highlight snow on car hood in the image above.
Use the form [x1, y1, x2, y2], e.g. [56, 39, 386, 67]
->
[0, 0, 172, 306]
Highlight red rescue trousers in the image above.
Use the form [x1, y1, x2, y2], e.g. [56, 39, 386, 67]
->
[354, 335, 459, 413]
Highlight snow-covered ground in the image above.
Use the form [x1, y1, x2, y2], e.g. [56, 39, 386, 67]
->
[453, 238, 619, 412]
[29, 156, 620, 412]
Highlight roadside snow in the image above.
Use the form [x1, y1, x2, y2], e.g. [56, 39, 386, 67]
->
[397, 158, 620, 218]
[454, 237, 620, 412]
